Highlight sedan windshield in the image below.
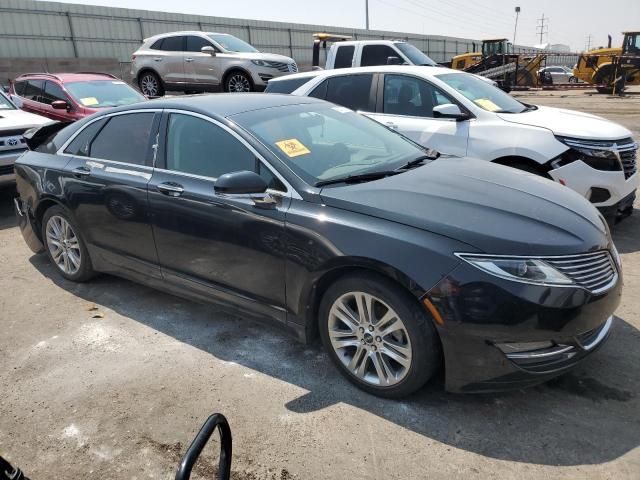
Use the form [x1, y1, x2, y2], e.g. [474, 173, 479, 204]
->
[436, 72, 527, 113]
[232, 104, 426, 186]
[208, 34, 258, 53]
[395, 43, 438, 66]
[0, 92, 16, 110]
[65, 81, 145, 108]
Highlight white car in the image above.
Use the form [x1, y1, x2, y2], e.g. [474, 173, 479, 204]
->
[0, 91, 51, 186]
[267, 65, 638, 223]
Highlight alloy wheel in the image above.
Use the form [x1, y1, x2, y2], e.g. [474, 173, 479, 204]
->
[327, 292, 412, 387]
[227, 74, 251, 92]
[45, 215, 82, 275]
[140, 74, 159, 97]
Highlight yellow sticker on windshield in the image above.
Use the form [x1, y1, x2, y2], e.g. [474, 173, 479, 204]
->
[275, 138, 310, 158]
[474, 98, 500, 112]
[80, 97, 99, 106]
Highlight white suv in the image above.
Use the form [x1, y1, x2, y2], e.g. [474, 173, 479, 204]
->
[267, 66, 638, 223]
[131, 31, 297, 96]
[0, 91, 50, 186]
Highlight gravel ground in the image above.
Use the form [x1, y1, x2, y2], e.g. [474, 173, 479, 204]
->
[1, 88, 639, 480]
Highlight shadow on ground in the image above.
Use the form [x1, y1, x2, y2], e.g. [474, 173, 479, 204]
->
[27, 252, 640, 468]
[613, 208, 640, 253]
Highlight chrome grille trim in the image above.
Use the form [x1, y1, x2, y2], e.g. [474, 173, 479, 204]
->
[559, 136, 637, 179]
[543, 250, 617, 294]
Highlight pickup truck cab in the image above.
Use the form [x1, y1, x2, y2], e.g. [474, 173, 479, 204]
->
[324, 40, 438, 69]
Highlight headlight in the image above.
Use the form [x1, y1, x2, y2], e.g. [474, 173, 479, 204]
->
[554, 136, 622, 172]
[251, 60, 277, 68]
[456, 254, 573, 286]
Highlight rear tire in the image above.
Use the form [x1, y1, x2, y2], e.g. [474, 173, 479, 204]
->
[42, 205, 94, 282]
[139, 71, 164, 97]
[318, 273, 441, 398]
[594, 66, 625, 94]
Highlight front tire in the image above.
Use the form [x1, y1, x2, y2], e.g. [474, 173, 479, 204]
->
[224, 71, 253, 92]
[319, 273, 440, 398]
[42, 206, 94, 282]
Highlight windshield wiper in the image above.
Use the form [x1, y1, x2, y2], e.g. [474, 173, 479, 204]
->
[395, 154, 436, 171]
[315, 170, 400, 187]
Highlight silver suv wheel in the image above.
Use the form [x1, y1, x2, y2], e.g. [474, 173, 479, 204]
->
[327, 291, 412, 387]
[227, 73, 251, 92]
[140, 73, 160, 97]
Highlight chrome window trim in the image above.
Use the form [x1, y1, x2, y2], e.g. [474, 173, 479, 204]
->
[455, 250, 619, 295]
[160, 109, 301, 199]
[57, 109, 163, 156]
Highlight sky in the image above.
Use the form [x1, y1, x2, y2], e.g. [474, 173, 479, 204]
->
[41, 0, 639, 51]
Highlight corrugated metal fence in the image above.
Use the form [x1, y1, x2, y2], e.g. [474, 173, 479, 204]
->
[0, 0, 486, 69]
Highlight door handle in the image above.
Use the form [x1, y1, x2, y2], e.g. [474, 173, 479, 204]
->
[185, 57, 194, 62]
[153, 57, 163, 62]
[71, 166, 91, 178]
[386, 122, 398, 130]
[157, 182, 184, 197]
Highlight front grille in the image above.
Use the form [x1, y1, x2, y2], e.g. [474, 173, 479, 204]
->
[619, 143, 637, 179]
[0, 128, 28, 138]
[544, 250, 617, 293]
[0, 164, 14, 176]
[270, 61, 298, 73]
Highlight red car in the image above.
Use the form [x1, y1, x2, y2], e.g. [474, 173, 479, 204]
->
[9, 72, 146, 122]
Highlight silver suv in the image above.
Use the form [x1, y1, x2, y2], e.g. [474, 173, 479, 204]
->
[131, 31, 297, 96]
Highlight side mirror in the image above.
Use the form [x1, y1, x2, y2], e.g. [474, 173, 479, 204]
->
[51, 100, 69, 110]
[386, 55, 403, 65]
[214, 170, 268, 195]
[433, 103, 468, 121]
[201, 46, 216, 56]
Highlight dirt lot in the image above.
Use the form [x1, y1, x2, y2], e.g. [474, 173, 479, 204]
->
[1, 88, 640, 480]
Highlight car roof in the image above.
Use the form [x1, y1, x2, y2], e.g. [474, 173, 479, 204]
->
[15, 72, 119, 83]
[268, 65, 457, 83]
[102, 93, 325, 118]
[145, 31, 228, 40]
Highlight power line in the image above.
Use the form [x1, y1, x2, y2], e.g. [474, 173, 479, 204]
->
[536, 13, 548, 44]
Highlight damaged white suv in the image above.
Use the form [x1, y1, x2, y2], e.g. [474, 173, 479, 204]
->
[270, 66, 638, 224]
[0, 91, 50, 187]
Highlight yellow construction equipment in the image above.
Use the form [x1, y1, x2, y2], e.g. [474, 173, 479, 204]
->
[451, 38, 544, 89]
[573, 32, 640, 93]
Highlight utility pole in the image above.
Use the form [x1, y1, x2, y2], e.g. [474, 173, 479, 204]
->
[365, 0, 369, 30]
[513, 6, 521, 49]
[536, 13, 548, 45]
[585, 34, 592, 52]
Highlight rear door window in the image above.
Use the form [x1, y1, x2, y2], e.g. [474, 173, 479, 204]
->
[160, 36, 185, 52]
[325, 74, 374, 111]
[334, 45, 355, 68]
[64, 118, 108, 157]
[90, 113, 155, 165]
[24, 80, 44, 102]
[361, 45, 399, 66]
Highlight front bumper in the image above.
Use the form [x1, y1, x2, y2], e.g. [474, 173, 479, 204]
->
[426, 260, 622, 393]
[548, 160, 639, 208]
[0, 149, 27, 186]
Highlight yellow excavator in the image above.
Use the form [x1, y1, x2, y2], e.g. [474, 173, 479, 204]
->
[451, 38, 544, 89]
[573, 31, 640, 93]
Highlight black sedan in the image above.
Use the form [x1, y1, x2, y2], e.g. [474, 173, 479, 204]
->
[13, 94, 621, 397]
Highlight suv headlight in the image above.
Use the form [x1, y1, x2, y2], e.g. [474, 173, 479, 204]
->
[251, 60, 278, 68]
[553, 136, 622, 172]
[456, 254, 573, 286]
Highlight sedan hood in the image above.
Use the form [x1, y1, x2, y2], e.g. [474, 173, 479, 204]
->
[0, 109, 50, 130]
[320, 157, 609, 256]
[497, 105, 631, 140]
